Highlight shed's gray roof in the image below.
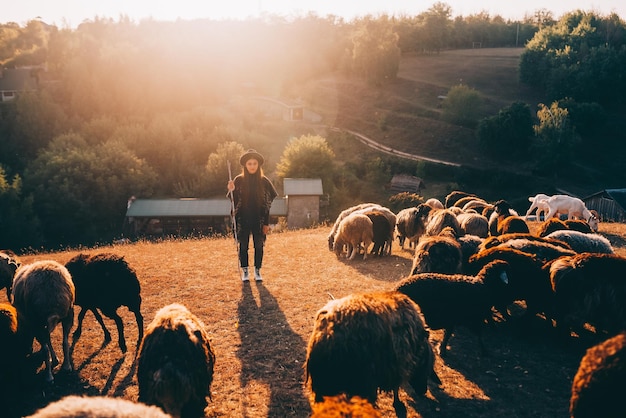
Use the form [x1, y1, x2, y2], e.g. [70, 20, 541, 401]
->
[126, 197, 287, 217]
[283, 178, 323, 196]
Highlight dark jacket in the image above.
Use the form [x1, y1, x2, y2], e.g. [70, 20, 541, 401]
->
[232, 174, 278, 228]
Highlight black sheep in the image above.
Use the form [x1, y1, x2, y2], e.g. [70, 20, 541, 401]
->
[365, 210, 392, 256]
[65, 252, 143, 353]
[395, 260, 511, 356]
[0, 250, 20, 300]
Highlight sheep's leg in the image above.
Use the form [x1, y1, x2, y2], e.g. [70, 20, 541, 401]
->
[348, 244, 357, 260]
[91, 308, 112, 343]
[36, 332, 55, 383]
[133, 309, 144, 352]
[61, 307, 74, 371]
[72, 307, 88, 343]
[105, 310, 128, 353]
[392, 388, 407, 416]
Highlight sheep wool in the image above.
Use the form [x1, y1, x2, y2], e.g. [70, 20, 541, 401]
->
[12, 260, 75, 383]
[26, 395, 172, 418]
[65, 252, 144, 353]
[304, 292, 438, 410]
[570, 332, 626, 418]
[138, 303, 215, 418]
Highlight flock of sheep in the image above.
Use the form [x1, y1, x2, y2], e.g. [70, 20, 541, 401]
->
[0, 189, 624, 417]
[0, 252, 215, 418]
[320, 191, 625, 417]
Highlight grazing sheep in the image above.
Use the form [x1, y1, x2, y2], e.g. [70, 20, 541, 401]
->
[26, 395, 172, 418]
[424, 207, 463, 237]
[525, 193, 551, 220]
[304, 292, 439, 412]
[0, 302, 43, 393]
[564, 219, 594, 234]
[333, 213, 374, 260]
[544, 195, 599, 232]
[138, 303, 216, 418]
[395, 207, 425, 249]
[488, 238, 577, 264]
[536, 217, 571, 237]
[310, 394, 381, 418]
[496, 216, 530, 235]
[461, 198, 491, 214]
[424, 198, 444, 209]
[11, 260, 75, 383]
[478, 232, 574, 253]
[365, 210, 392, 256]
[457, 212, 489, 238]
[570, 332, 626, 418]
[549, 253, 626, 338]
[327, 203, 380, 251]
[395, 260, 511, 356]
[64, 253, 143, 353]
[488, 200, 519, 236]
[0, 250, 20, 300]
[457, 234, 484, 274]
[444, 191, 476, 208]
[468, 247, 554, 320]
[545, 230, 614, 254]
[411, 230, 463, 275]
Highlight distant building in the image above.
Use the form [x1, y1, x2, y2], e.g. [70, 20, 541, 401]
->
[0, 68, 40, 102]
[389, 174, 425, 195]
[283, 178, 324, 229]
[124, 178, 325, 237]
[251, 96, 304, 121]
[582, 189, 626, 222]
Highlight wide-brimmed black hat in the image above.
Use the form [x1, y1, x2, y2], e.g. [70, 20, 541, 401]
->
[239, 149, 264, 166]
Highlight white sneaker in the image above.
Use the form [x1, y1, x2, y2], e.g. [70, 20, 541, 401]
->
[254, 267, 263, 282]
[241, 267, 249, 282]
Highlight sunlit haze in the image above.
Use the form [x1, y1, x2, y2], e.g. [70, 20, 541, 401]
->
[4, 0, 626, 28]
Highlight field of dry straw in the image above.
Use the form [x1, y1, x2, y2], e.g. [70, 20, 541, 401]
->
[5, 221, 626, 417]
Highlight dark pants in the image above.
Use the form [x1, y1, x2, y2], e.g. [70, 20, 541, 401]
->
[237, 220, 266, 269]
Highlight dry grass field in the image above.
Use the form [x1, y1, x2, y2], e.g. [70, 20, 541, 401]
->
[5, 220, 626, 418]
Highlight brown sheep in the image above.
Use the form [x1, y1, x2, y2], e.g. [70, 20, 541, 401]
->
[304, 292, 439, 414]
[424, 207, 463, 237]
[570, 332, 626, 418]
[11, 260, 75, 383]
[137, 303, 216, 418]
[310, 394, 381, 418]
[496, 216, 530, 235]
[333, 213, 374, 260]
[444, 191, 476, 208]
[411, 230, 463, 275]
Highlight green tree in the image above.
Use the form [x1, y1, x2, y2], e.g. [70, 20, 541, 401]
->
[351, 16, 401, 84]
[442, 84, 483, 127]
[24, 134, 157, 246]
[276, 135, 335, 193]
[205, 141, 246, 197]
[0, 166, 41, 250]
[533, 102, 579, 174]
[477, 101, 534, 159]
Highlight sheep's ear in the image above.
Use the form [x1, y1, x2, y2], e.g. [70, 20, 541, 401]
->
[499, 271, 509, 285]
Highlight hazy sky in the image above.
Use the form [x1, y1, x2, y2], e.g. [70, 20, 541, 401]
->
[4, 1, 626, 28]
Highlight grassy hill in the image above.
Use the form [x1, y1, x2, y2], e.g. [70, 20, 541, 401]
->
[293, 48, 622, 205]
[6, 221, 626, 417]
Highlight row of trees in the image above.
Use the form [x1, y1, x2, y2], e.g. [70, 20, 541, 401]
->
[1, 6, 625, 249]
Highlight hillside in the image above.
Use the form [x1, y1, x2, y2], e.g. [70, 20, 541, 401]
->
[296, 48, 621, 201]
[6, 221, 626, 417]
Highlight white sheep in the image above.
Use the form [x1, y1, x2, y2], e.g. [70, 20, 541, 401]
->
[545, 230, 614, 254]
[333, 213, 374, 260]
[525, 193, 551, 220]
[544, 195, 599, 232]
[12, 260, 75, 383]
[26, 395, 172, 417]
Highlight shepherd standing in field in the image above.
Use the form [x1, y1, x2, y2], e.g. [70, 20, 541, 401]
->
[227, 149, 278, 282]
